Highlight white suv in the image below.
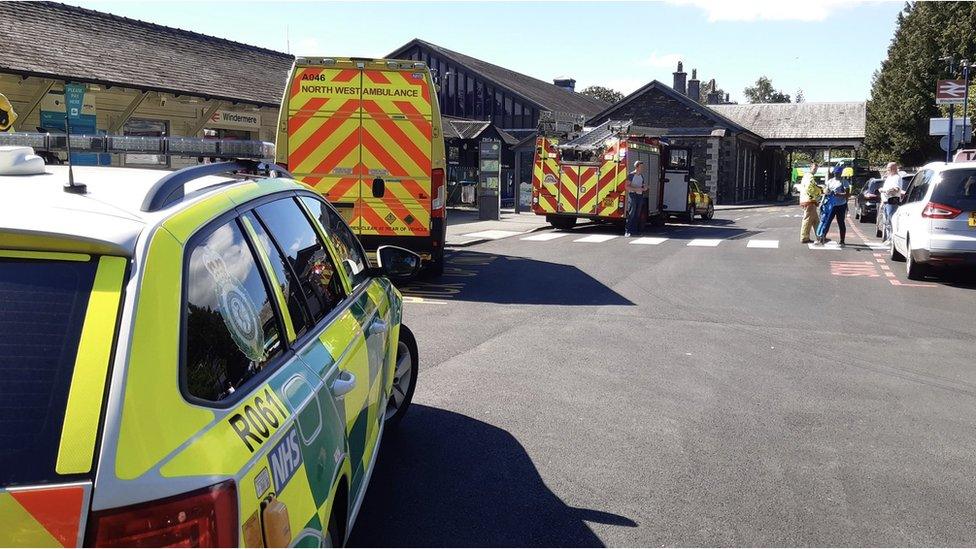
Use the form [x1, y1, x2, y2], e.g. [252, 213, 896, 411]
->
[889, 161, 976, 279]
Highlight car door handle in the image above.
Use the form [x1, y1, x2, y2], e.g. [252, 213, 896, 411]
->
[331, 370, 356, 397]
[370, 318, 388, 334]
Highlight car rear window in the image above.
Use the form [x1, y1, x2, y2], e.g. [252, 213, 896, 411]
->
[932, 169, 976, 210]
[0, 257, 96, 486]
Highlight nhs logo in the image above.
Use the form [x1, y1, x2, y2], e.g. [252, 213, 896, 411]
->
[269, 426, 303, 492]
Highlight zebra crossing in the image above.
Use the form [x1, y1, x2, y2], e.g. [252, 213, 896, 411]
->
[518, 232, 786, 249]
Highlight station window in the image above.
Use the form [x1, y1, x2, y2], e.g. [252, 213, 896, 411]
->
[184, 220, 283, 402]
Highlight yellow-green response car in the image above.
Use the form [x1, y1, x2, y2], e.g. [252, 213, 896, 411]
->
[0, 155, 420, 547]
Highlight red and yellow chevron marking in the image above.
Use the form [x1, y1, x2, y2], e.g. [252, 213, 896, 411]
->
[558, 165, 580, 213]
[577, 166, 599, 214]
[532, 137, 560, 215]
[0, 485, 86, 547]
[358, 69, 433, 237]
[597, 160, 627, 218]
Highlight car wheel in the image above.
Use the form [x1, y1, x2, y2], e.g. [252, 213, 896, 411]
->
[701, 203, 714, 220]
[423, 252, 444, 279]
[549, 216, 577, 231]
[889, 234, 905, 262]
[905, 238, 928, 280]
[384, 325, 418, 426]
[323, 506, 343, 548]
[685, 202, 695, 224]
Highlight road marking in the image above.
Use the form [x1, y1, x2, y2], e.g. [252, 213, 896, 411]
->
[687, 239, 722, 247]
[630, 237, 669, 245]
[403, 296, 448, 305]
[459, 229, 522, 239]
[747, 239, 779, 249]
[574, 234, 618, 243]
[808, 242, 843, 250]
[830, 261, 880, 277]
[521, 233, 568, 241]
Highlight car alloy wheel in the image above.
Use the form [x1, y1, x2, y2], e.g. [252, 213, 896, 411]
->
[385, 338, 416, 423]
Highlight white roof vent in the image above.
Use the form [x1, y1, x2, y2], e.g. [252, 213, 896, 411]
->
[0, 146, 46, 175]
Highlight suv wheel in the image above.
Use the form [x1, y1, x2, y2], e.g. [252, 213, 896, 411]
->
[685, 202, 696, 224]
[385, 325, 418, 426]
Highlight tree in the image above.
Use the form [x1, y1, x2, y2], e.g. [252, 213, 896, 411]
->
[795, 89, 805, 103]
[580, 85, 624, 104]
[743, 76, 791, 103]
[865, 2, 976, 167]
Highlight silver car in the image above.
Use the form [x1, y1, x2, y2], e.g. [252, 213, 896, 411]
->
[889, 162, 976, 279]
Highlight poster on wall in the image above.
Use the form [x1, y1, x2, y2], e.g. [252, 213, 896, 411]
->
[39, 85, 109, 166]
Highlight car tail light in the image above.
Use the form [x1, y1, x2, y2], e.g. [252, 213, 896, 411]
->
[86, 481, 238, 547]
[431, 168, 445, 217]
[921, 201, 962, 219]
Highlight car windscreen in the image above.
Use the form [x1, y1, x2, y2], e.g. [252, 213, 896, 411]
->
[900, 176, 913, 190]
[0, 257, 96, 486]
[932, 169, 976, 211]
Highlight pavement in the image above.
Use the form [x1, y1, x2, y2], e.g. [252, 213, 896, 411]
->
[351, 204, 976, 547]
[446, 207, 551, 246]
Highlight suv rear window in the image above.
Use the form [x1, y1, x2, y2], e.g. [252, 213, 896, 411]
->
[0, 257, 96, 486]
[932, 169, 976, 210]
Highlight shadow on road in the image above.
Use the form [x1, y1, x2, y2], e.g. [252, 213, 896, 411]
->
[401, 251, 634, 306]
[567, 222, 755, 241]
[349, 405, 635, 547]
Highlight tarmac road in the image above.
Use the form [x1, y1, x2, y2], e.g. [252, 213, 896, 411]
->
[351, 204, 976, 547]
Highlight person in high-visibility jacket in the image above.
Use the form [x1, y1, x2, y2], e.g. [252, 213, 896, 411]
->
[798, 163, 823, 243]
[0, 93, 17, 132]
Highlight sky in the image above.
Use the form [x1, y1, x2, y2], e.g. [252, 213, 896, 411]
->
[72, 0, 904, 103]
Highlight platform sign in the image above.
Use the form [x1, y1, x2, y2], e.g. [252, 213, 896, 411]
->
[936, 80, 967, 105]
[479, 139, 501, 220]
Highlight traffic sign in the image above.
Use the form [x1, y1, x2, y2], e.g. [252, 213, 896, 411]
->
[936, 79, 967, 104]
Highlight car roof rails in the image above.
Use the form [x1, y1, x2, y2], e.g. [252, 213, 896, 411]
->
[141, 159, 292, 213]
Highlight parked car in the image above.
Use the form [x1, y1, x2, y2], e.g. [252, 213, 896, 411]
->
[875, 173, 914, 239]
[889, 162, 976, 279]
[854, 177, 883, 222]
[0, 150, 421, 547]
[689, 179, 715, 220]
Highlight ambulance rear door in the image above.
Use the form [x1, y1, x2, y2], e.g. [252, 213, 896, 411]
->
[282, 60, 364, 230]
[358, 61, 434, 238]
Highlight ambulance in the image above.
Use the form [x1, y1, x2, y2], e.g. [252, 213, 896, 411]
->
[277, 57, 447, 276]
[531, 118, 669, 231]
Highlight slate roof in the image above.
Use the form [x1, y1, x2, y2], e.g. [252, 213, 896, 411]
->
[708, 102, 867, 141]
[0, 2, 295, 107]
[441, 116, 519, 145]
[390, 39, 608, 118]
[586, 80, 760, 140]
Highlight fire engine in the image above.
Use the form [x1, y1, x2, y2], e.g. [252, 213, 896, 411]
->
[531, 114, 671, 231]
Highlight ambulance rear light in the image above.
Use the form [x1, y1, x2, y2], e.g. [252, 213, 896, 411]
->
[86, 480, 237, 548]
[431, 168, 445, 217]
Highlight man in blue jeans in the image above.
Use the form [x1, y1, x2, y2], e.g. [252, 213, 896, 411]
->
[880, 161, 903, 243]
[625, 160, 646, 237]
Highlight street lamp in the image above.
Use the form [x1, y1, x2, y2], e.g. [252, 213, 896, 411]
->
[941, 56, 956, 162]
[962, 59, 971, 149]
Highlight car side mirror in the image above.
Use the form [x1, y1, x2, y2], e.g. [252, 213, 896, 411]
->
[887, 196, 901, 206]
[372, 177, 385, 198]
[371, 245, 422, 280]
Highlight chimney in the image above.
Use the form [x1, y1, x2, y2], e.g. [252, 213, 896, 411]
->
[687, 68, 700, 102]
[553, 77, 576, 92]
[672, 61, 687, 95]
[706, 78, 723, 104]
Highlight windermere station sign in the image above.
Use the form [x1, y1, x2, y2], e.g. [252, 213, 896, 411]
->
[208, 109, 262, 130]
